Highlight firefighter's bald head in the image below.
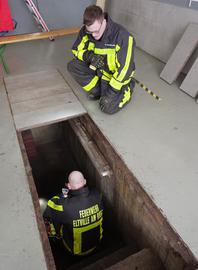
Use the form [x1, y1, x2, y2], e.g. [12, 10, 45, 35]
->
[68, 171, 86, 190]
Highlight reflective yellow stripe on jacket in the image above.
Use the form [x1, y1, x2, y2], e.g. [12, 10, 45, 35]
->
[72, 35, 89, 61]
[73, 217, 103, 255]
[47, 196, 63, 211]
[110, 36, 134, 90]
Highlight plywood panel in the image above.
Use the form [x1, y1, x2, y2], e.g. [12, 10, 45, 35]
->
[5, 70, 67, 92]
[180, 57, 198, 97]
[4, 69, 86, 130]
[160, 23, 198, 84]
[14, 102, 85, 131]
[12, 92, 77, 114]
[8, 84, 70, 103]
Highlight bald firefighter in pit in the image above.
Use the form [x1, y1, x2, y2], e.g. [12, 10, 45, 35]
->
[43, 171, 103, 256]
[67, 5, 136, 114]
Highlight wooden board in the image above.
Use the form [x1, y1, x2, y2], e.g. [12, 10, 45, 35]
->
[160, 23, 198, 84]
[4, 69, 86, 130]
[0, 27, 80, 45]
[180, 57, 198, 98]
[5, 70, 70, 103]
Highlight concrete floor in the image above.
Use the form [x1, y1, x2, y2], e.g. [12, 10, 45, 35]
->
[0, 35, 198, 269]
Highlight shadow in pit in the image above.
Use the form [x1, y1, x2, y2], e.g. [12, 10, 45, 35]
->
[22, 131, 137, 270]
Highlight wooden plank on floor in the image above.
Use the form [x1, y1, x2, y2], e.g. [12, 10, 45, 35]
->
[5, 69, 86, 130]
[160, 23, 198, 84]
[180, 57, 198, 98]
[8, 84, 70, 104]
[5, 70, 71, 103]
[14, 102, 85, 131]
[4, 70, 67, 92]
[11, 92, 77, 115]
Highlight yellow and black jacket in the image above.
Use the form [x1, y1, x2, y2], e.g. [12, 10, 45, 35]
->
[43, 186, 103, 256]
[72, 13, 135, 92]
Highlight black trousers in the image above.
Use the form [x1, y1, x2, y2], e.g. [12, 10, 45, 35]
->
[67, 59, 135, 114]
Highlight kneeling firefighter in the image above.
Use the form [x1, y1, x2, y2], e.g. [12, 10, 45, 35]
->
[67, 5, 136, 114]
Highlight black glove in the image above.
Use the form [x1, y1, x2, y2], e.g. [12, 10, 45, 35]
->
[83, 50, 95, 63]
[83, 51, 106, 69]
[90, 54, 106, 69]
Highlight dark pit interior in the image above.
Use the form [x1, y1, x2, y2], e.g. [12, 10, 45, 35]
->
[21, 119, 139, 270]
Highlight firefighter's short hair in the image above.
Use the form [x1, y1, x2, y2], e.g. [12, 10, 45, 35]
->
[83, 5, 104, 26]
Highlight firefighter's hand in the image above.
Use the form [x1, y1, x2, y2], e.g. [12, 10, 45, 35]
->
[83, 50, 95, 63]
[89, 55, 106, 70]
[84, 51, 106, 69]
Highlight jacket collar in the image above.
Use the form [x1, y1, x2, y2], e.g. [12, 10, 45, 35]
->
[69, 186, 89, 197]
[102, 13, 113, 39]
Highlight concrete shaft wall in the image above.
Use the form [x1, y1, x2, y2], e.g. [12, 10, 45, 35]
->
[106, 0, 198, 65]
[77, 115, 198, 270]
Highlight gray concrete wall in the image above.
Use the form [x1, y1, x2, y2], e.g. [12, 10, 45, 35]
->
[153, 0, 198, 10]
[106, 0, 198, 64]
[8, 0, 95, 35]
